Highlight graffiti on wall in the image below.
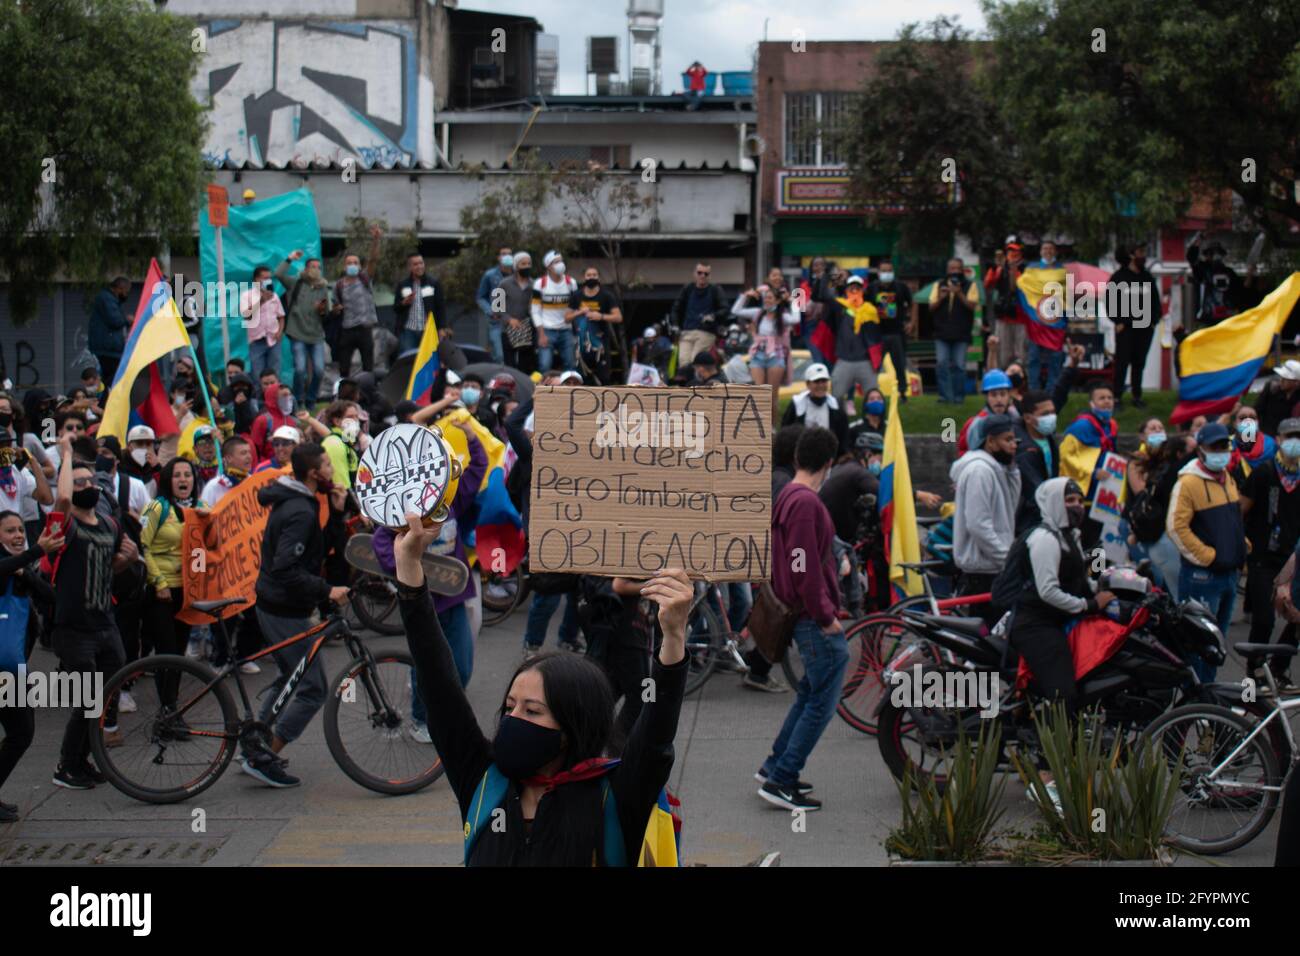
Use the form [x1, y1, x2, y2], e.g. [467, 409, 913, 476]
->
[194, 19, 420, 169]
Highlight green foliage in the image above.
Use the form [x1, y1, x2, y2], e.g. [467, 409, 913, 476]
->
[329, 218, 419, 290]
[885, 721, 1008, 862]
[1011, 703, 1183, 861]
[0, 0, 208, 321]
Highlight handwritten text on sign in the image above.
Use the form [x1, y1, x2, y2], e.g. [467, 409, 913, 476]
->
[528, 385, 772, 580]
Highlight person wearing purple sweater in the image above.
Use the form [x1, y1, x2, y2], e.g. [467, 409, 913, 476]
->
[372, 420, 488, 743]
[756, 427, 847, 812]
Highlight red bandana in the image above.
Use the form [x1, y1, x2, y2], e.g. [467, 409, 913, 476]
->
[522, 757, 620, 792]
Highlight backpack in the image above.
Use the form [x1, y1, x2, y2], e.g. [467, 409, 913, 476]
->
[990, 524, 1055, 612]
[463, 762, 681, 867]
[1124, 487, 1166, 544]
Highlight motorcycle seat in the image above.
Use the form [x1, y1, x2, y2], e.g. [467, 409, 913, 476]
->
[1234, 642, 1300, 658]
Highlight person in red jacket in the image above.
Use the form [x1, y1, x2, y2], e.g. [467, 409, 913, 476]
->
[756, 426, 847, 813]
[249, 382, 296, 464]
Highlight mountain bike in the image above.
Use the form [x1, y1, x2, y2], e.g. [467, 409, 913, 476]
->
[90, 595, 443, 804]
[684, 580, 746, 695]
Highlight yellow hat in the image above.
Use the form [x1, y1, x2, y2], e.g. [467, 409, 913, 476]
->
[242, 188, 256, 201]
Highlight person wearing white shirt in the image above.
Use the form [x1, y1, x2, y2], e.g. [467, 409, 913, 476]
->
[531, 250, 579, 374]
[199, 436, 254, 508]
[733, 284, 800, 423]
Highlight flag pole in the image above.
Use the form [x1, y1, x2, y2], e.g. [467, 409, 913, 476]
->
[186, 336, 224, 475]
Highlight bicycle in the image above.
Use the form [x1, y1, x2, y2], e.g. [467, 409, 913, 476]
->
[344, 514, 403, 636]
[90, 594, 443, 804]
[683, 580, 749, 695]
[481, 563, 529, 627]
[1140, 640, 1300, 854]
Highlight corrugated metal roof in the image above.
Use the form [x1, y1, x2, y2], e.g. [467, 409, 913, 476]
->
[205, 157, 748, 172]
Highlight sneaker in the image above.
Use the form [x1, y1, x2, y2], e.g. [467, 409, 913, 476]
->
[117, 689, 137, 714]
[486, 582, 512, 601]
[81, 762, 107, 785]
[742, 673, 789, 694]
[1027, 781, 1063, 814]
[558, 639, 586, 654]
[240, 756, 301, 788]
[409, 723, 433, 744]
[52, 764, 95, 790]
[521, 646, 541, 664]
[185, 636, 205, 659]
[102, 729, 124, 749]
[758, 780, 822, 811]
[239, 661, 262, 675]
[754, 769, 813, 794]
[0, 800, 17, 822]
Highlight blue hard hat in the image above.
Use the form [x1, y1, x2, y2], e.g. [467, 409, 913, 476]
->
[981, 369, 1012, 392]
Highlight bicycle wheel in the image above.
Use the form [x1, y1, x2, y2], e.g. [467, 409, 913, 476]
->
[876, 662, 987, 787]
[1142, 704, 1282, 855]
[836, 615, 937, 735]
[324, 649, 445, 795]
[481, 566, 526, 627]
[351, 571, 403, 636]
[90, 654, 239, 804]
[684, 595, 727, 696]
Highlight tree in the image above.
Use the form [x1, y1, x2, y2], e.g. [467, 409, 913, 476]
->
[839, 17, 1044, 256]
[983, 0, 1300, 259]
[0, 0, 209, 321]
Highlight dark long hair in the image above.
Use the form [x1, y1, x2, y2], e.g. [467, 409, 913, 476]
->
[155, 457, 197, 517]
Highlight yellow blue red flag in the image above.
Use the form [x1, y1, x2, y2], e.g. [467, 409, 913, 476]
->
[877, 356, 922, 598]
[405, 316, 440, 403]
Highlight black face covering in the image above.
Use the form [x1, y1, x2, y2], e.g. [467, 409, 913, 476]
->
[1066, 504, 1086, 529]
[584, 282, 600, 293]
[95, 453, 117, 473]
[492, 714, 564, 780]
[516, 266, 532, 279]
[1008, 373, 1025, 390]
[991, 449, 1015, 465]
[0, 412, 12, 429]
[72, 486, 100, 510]
[809, 393, 828, 406]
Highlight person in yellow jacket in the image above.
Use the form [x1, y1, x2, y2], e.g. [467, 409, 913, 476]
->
[140, 458, 206, 682]
[1166, 422, 1249, 681]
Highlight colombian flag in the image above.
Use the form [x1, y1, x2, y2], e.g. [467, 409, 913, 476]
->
[1172, 273, 1300, 424]
[1016, 265, 1069, 351]
[810, 298, 880, 368]
[99, 259, 186, 442]
[1059, 411, 1119, 497]
[435, 406, 526, 575]
[405, 315, 440, 403]
[877, 356, 922, 599]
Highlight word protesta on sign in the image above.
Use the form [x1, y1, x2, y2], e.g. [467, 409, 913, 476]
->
[528, 385, 772, 581]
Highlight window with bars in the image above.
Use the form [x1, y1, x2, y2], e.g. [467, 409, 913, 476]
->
[784, 92, 854, 167]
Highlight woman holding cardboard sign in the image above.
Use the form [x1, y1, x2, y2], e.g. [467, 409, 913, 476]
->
[394, 510, 692, 866]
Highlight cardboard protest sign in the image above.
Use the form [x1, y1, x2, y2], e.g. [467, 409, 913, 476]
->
[528, 384, 771, 581]
[179, 468, 328, 624]
[1089, 450, 1129, 565]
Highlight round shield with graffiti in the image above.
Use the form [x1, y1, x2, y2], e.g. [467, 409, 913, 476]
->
[354, 423, 462, 529]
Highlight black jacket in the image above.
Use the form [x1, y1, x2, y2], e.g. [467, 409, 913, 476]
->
[254, 476, 330, 617]
[391, 274, 447, 336]
[670, 283, 727, 332]
[931, 276, 978, 342]
[400, 587, 686, 866]
[505, 398, 534, 524]
[1012, 427, 1060, 533]
[1255, 380, 1298, 439]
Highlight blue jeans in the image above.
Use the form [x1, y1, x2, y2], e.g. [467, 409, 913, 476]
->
[524, 591, 579, 648]
[934, 339, 968, 403]
[537, 327, 575, 373]
[760, 618, 849, 788]
[1178, 564, 1238, 681]
[726, 582, 752, 632]
[248, 338, 279, 380]
[1133, 533, 1181, 601]
[487, 319, 505, 364]
[399, 327, 424, 355]
[1028, 342, 1065, 394]
[291, 338, 325, 408]
[411, 602, 473, 726]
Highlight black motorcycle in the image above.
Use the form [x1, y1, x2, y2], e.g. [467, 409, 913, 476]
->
[875, 582, 1246, 785]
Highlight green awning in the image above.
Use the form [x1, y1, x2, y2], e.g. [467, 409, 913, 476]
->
[772, 218, 899, 258]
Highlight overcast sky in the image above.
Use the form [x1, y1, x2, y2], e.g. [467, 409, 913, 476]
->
[460, 0, 988, 95]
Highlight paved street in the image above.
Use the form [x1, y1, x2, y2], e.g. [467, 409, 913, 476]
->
[0, 599, 1280, 867]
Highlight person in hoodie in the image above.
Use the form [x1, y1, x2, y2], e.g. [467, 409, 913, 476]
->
[957, 369, 1018, 456]
[1013, 390, 1059, 532]
[824, 274, 880, 414]
[1167, 422, 1249, 680]
[780, 363, 848, 456]
[218, 372, 259, 438]
[243, 443, 351, 788]
[1010, 477, 1117, 809]
[249, 382, 297, 464]
[371, 420, 488, 743]
[952, 413, 1022, 624]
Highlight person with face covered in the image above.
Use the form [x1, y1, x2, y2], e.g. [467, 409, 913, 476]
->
[276, 250, 331, 409]
[217, 372, 259, 438]
[1168, 422, 1249, 679]
[1058, 380, 1120, 549]
[249, 383, 298, 464]
[1013, 390, 1059, 533]
[122, 425, 160, 495]
[319, 400, 363, 490]
[1009, 477, 1117, 808]
[780, 363, 848, 456]
[951, 413, 1022, 624]
[184, 425, 222, 488]
[1239, 418, 1300, 652]
[1228, 403, 1275, 487]
[929, 258, 980, 403]
[393, 507, 692, 864]
[822, 274, 880, 414]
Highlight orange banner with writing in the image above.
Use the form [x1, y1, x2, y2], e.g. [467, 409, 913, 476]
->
[179, 468, 328, 625]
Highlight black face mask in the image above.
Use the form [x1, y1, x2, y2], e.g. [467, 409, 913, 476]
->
[516, 267, 532, 279]
[71, 486, 100, 510]
[808, 393, 828, 406]
[584, 282, 600, 293]
[1066, 504, 1086, 529]
[95, 453, 117, 473]
[0, 413, 11, 430]
[492, 714, 564, 780]
[991, 448, 1015, 465]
